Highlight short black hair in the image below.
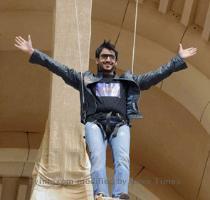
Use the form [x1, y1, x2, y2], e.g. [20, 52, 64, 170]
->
[95, 40, 118, 60]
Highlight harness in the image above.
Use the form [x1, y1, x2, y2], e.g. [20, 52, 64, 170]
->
[88, 111, 127, 140]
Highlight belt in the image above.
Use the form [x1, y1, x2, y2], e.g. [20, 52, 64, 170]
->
[94, 111, 127, 140]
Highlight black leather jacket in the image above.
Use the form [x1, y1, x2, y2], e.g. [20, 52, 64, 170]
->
[29, 49, 187, 124]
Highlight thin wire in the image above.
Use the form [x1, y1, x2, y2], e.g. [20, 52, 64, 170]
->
[115, 0, 130, 46]
[177, 25, 189, 52]
[20, 132, 30, 177]
[200, 101, 210, 122]
[131, 0, 139, 74]
[134, 166, 145, 178]
[74, 0, 82, 69]
[161, 24, 190, 90]
[196, 151, 210, 200]
[0, 130, 40, 133]
[74, 0, 85, 105]
[179, 26, 189, 44]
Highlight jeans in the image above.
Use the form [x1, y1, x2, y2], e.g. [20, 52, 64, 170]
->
[85, 122, 130, 197]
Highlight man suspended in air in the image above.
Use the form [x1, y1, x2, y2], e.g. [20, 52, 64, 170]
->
[14, 35, 197, 199]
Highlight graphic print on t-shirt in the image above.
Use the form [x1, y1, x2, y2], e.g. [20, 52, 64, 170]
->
[95, 82, 121, 97]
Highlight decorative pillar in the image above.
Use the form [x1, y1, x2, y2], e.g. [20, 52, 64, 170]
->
[30, 0, 93, 199]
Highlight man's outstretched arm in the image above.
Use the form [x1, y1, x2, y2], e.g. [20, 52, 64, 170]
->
[134, 44, 197, 90]
[14, 35, 81, 90]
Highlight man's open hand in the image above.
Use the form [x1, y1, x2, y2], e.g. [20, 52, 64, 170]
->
[14, 35, 34, 55]
[178, 43, 197, 59]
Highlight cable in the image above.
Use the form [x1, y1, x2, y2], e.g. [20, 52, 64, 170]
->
[74, 0, 82, 69]
[196, 151, 210, 200]
[114, 0, 130, 46]
[114, 0, 139, 74]
[179, 26, 189, 45]
[20, 132, 31, 177]
[160, 23, 190, 90]
[0, 130, 40, 133]
[200, 101, 210, 122]
[134, 166, 145, 178]
[0, 130, 38, 177]
[131, 0, 139, 74]
[177, 25, 190, 52]
[74, 0, 85, 106]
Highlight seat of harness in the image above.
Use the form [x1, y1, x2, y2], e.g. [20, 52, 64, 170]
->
[87, 111, 127, 140]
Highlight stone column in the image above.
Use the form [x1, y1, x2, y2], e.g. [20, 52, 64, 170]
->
[30, 0, 93, 199]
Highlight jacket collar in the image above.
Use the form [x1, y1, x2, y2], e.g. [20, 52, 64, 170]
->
[84, 70, 134, 87]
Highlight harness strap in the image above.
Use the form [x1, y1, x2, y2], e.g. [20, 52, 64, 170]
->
[94, 111, 127, 140]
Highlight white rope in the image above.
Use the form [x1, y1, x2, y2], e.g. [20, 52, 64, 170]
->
[74, 0, 85, 104]
[74, 0, 82, 69]
[74, 0, 85, 108]
[131, 0, 139, 74]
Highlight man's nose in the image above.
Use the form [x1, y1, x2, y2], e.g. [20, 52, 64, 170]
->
[106, 56, 111, 61]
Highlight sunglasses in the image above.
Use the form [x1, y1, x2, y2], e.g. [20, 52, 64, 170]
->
[100, 54, 116, 60]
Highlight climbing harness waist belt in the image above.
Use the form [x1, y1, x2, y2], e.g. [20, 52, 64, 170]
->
[87, 112, 128, 140]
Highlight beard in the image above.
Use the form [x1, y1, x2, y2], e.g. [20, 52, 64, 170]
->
[97, 63, 116, 73]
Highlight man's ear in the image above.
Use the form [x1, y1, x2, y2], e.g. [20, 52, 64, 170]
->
[96, 58, 99, 65]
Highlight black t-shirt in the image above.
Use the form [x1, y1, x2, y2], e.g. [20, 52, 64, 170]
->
[87, 77, 127, 121]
